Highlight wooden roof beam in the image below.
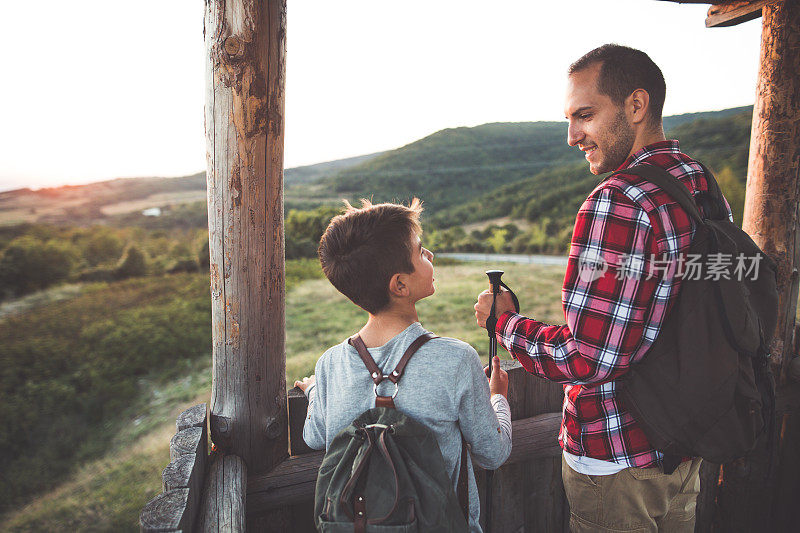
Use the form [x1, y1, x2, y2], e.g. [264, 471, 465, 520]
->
[706, 0, 778, 27]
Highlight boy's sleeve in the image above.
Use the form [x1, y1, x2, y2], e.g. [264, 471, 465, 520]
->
[456, 347, 512, 470]
[302, 359, 326, 450]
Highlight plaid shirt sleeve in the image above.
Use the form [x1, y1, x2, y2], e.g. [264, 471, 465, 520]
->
[496, 183, 664, 385]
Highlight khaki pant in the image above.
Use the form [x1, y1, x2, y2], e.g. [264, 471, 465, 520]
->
[561, 456, 702, 532]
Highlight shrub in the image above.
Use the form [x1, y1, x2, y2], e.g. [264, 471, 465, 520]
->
[0, 236, 76, 298]
[114, 244, 147, 279]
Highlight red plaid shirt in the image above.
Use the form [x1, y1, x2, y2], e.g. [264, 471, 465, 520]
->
[496, 140, 733, 468]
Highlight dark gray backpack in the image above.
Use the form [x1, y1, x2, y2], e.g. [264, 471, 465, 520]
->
[615, 164, 779, 472]
[314, 333, 469, 532]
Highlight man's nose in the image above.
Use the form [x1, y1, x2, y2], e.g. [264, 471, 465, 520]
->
[567, 122, 582, 147]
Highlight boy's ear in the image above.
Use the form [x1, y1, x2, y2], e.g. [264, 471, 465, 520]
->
[388, 273, 408, 298]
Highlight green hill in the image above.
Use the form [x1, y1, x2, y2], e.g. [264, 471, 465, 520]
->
[318, 106, 753, 217]
[429, 107, 753, 230]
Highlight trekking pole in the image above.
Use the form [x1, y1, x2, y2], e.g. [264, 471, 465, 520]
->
[483, 269, 503, 533]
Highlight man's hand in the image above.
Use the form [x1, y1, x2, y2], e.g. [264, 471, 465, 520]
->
[484, 356, 509, 398]
[474, 289, 517, 329]
[294, 375, 315, 393]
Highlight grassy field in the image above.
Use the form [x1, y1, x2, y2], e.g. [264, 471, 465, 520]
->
[1, 260, 566, 532]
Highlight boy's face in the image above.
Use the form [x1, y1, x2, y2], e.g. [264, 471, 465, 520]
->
[405, 234, 435, 302]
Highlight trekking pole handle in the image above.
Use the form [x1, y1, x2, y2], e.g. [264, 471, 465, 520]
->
[486, 269, 504, 295]
[485, 270, 504, 378]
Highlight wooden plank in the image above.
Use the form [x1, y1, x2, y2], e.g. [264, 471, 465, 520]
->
[706, 1, 774, 28]
[288, 387, 314, 456]
[139, 488, 191, 533]
[199, 453, 247, 532]
[503, 412, 562, 464]
[176, 403, 207, 432]
[170, 426, 204, 462]
[161, 454, 204, 532]
[205, 0, 289, 476]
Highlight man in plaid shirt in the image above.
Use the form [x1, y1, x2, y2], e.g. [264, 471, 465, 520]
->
[475, 45, 731, 532]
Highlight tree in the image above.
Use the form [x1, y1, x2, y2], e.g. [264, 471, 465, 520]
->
[82, 228, 123, 267]
[114, 244, 147, 279]
[0, 236, 76, 298]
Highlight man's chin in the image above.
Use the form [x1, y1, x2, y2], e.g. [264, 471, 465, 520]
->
[589, 162, 605, 175]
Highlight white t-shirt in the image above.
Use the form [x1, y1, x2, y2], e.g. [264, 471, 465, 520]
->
[563, 450, 627, 476]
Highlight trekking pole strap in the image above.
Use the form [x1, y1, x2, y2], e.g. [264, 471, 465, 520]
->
[486, 281, 520, 338]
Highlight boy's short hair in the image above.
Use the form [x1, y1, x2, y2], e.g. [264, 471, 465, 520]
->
[318, 198, 423, 314]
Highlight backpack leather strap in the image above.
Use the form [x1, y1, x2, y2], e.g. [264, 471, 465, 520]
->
[350, 333, 438, 409]
[350, 335, 384, 385]
[389, 333, 437, 383]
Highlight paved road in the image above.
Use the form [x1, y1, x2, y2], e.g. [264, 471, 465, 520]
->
[438, 252, 568, 266]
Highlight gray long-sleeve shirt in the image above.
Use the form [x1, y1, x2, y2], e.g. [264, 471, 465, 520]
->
[303, 321, 512, 532]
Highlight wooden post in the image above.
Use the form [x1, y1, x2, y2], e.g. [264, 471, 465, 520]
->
[473, 361, 569, 533]
[742, 0, 800, 388]
[199, 454, 248, 532]
[726, 1, 800, 530]
[204, 0, 288, 477]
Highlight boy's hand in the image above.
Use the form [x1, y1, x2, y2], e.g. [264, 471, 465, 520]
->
[484, 356, 508, 398]
[474, 289, 517, 329]
[294, 375, 316, 393]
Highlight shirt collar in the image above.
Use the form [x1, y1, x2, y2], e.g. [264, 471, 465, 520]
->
[616, 140, 680, 171]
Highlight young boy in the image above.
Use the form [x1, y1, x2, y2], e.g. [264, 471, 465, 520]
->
[294, 198, 512, 532]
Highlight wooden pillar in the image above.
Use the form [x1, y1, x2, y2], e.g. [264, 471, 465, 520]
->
[204, 0, 288, 476]
[726, 1, 800, 530]
[742, 0, 800, 386]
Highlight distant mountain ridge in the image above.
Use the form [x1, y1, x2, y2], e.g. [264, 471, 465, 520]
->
[0, 106, 752, 227]
[322, 105, 752, 219]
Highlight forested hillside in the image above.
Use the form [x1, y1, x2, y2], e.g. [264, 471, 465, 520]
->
[429, 107, 752, 228]
[322, 106, 752, 219]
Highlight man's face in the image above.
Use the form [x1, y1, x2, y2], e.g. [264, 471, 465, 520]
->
[564, 63, 635, 175]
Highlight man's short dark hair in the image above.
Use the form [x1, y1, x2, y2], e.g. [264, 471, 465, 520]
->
[318, 198, 423, 315]
[569, 44, 666, 127]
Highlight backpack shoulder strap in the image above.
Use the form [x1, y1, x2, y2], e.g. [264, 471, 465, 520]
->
[616, 164, 705, 225]
[349, 332, 438, 385]
[350, 335, 383, 384]
[389, 333, 437, 383]
[695, 162, 730, 221]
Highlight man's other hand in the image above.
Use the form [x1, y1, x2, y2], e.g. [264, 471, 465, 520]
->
[484, 356, 509, 398]
[474, 289, 517, 329]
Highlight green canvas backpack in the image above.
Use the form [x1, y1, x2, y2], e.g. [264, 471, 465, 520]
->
[314, 333, 470, 532]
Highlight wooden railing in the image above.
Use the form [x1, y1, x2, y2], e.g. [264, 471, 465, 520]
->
[140, 404, 209, 532]
[140, 361, 738, 532]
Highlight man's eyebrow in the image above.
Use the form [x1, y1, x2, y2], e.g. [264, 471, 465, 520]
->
[566, 106, 593, 119]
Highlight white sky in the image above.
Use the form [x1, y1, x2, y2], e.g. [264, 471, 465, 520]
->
[0, 0, 763, 191]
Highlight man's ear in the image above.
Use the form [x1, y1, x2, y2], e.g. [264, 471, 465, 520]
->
[627, 88, 650, 126]
[388, 273, 408, 298]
